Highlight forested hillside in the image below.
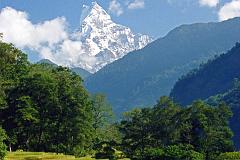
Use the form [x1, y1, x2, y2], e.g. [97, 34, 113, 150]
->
[171, 43, 240, 105]
[86, 17, 240, 113]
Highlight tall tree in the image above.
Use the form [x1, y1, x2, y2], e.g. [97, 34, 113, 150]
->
[0, 127, 7, 160]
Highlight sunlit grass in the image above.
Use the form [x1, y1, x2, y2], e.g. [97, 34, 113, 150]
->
[5, 151, 94, 160]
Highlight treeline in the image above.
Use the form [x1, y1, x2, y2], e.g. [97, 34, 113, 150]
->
[118, 97, 234, 160]
[0, 42, 118, 159]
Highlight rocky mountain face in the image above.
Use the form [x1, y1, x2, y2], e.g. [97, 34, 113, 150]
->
[71, 2, 152, 73]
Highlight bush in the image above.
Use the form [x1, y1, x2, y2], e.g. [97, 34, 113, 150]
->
[0, 127, 7, 160]
[163, 145, 205, 160]
[144, 148, 164, 160]
[217, 152, 240, 160]
[95, 145, 116, 160]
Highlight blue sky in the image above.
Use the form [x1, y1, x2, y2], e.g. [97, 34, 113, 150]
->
[0, 0, 240, 64]
[0, 0, 234, 38]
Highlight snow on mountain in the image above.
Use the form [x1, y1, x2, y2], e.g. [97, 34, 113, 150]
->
[70, 2, 152, 73]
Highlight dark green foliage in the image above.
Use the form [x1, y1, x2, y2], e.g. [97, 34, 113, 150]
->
[217, 152, 240, 160]
[171, 43, 240, 106]
[0, 127, 7, 160]
[95, 145, 116, 160]
[1, 65, 93, 156]
[120, 108, 152, 159]
[91, 94, 121, 152]
[206, 80, 240, 149]
[170, 43, 240, 149]
[144, 145, 205, 160]
[119, 97, 234, 160]
[163, 145, 205, 160]
[86, 17, 240, 113]
[0, 42, 102, 156]
[0, 42, 29, 110]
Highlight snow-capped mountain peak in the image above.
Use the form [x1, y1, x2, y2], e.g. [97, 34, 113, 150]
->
[70, 2, 152, 73]
[80, 2, 111, 29]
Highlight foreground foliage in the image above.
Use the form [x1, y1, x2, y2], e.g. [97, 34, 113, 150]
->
[119, 97, 234, 160]
[0, 127, 7, 160]
[0, 42, 118, 158]
[0, 42, 237, 160]
[217, 152, 240, 160]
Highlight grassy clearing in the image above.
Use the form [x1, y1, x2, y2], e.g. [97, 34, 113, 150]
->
[5, 152, 94, 160]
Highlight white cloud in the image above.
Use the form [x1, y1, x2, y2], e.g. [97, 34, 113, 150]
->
[199, 0, 219, 7]
[218, 0, 240, 21]
[108, 0, 123, 16]
[0, 7, 67, 49]
[0, 7, 97, 69]
[128, 0, 145, 9]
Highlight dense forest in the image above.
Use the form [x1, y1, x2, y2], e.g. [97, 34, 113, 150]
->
[0, 41, 240, 160]
[171, 43, 240, 106]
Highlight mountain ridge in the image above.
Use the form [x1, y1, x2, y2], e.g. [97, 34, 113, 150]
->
[85, 17, 240, 113]
[37, 59, 91, 79]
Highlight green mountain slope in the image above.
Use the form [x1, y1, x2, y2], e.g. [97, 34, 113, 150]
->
[170, 43, 240, 105]
[85, 17, 240, 112]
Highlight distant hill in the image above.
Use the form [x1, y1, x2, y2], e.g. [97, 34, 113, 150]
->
[37, 59, 91, 79]
[71, 67, 91, 79]
[85, 17, 240, 113]
[37, 59, 58, 67]
[170, 43, 240, 105]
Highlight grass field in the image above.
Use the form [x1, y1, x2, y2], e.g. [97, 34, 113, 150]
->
[5, 151, 130, 160]
[5, 152, 94, 160]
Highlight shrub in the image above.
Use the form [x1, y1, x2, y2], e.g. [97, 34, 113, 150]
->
[95, 145, 116, 160]
[144, 148, 164, 160]
[217, 152, 240, 160]
[0, 127, 7, 160]
[163, 145, 205, 160]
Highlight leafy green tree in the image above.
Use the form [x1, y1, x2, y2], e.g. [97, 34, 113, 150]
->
[151, 96, 181, 147]
[92, 94, 113, 131]
[0, 127, 7, 160]
[1, 64, 94, 156]
[91, 94, 120, 149]
[120, 97, 234, 160]
[120, 108, 152, 159]
[175, 101, 234, 159]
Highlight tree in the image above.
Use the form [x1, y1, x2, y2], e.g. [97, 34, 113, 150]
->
[1, 64, 94, 156]
[119, 97, 234, 160]
[151, 96, 181, 147]
[91, 94, 120, 146]
[0, 127, 7, 160]
[175, 101, 234, 159]
[120, 108, 152, 159]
